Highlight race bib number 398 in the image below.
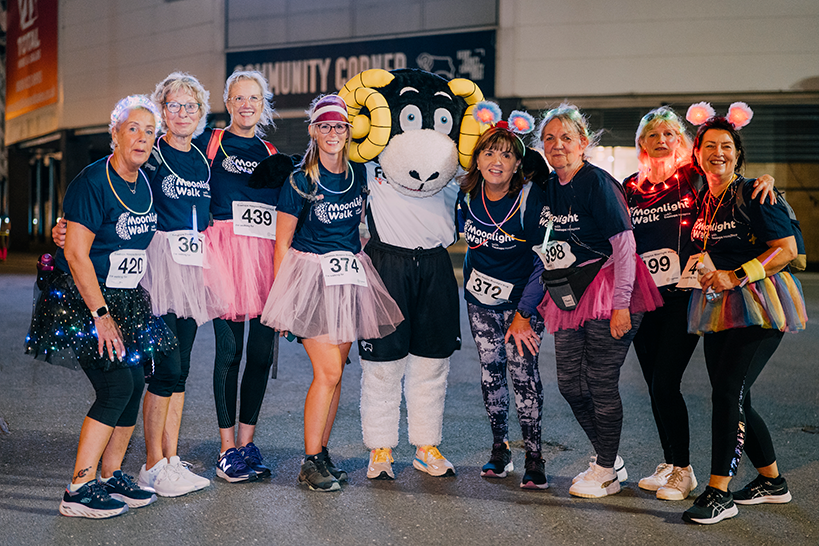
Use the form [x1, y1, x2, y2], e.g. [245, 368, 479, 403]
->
[320, 251, 368, 287]
[534, 241, 576, 270]
[232, 201, 276, 240]
[106, 249, 147, 289]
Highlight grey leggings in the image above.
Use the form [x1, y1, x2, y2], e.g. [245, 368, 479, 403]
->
[467, 304, 544, 453]
[554, 313, 643, 469]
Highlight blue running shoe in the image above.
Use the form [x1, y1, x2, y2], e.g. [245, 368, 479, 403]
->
[217, 448, 258, 483]
[239, 442, 271, 478]
[103, 470, 157, 508]
[59, 480, 128, 519]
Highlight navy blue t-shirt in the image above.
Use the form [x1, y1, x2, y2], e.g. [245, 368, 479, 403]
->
[277, 162, 366, 255]
[691, 177, 794, 271]
[457, 183, 545, 310]
[142, 138, 211, 232]
[197, 129, 281, 220]
[56, 157, 157, 282]
[540, 162, 631, 265]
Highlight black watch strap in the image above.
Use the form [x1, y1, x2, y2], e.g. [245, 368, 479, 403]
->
[517, 309, 532, 319]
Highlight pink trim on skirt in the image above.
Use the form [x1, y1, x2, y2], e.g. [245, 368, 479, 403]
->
[260, 249, 404, 345]
[202, 220, 276, 321]
[142, 231, 227, 325]
[537, 254, 663, 334]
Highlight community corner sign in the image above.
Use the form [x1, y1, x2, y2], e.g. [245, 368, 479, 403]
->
[227, 30, 496, 110]
[6, 0, 59, 120]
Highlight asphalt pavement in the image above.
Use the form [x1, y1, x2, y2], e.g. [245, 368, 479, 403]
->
[1, 251, 818, 546]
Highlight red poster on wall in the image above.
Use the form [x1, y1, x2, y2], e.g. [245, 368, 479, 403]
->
[6, 0, 59, 120]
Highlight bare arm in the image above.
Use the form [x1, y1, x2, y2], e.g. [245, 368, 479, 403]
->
[701, 236, 797, 293]
[273, 211, 298, 278]
[64, 221, 125, 361]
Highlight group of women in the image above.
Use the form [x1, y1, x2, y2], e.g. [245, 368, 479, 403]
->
[26, 69, 806, 525]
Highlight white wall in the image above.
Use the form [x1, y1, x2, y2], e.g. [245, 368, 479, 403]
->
[498, 0, 819, 99]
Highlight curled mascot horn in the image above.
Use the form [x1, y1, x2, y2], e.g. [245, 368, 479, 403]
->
[339, 69, 394, 163]
[448, 78, 485, 169]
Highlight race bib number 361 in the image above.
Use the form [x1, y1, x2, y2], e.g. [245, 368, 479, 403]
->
[106, 249, 147, 289]
[167, 230, 205, 267]
[233, 201, 276, 240]
[320, 251, 367, 287]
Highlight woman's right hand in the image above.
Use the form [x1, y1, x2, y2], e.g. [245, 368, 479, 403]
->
[52, 218, 67, 249]
[94, 314, 126, 361]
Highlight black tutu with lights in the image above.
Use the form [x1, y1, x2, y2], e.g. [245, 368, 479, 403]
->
[25, 269, 177, 372]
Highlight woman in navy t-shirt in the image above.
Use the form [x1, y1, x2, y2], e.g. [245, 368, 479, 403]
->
[261, 95, 403, 492]
[456, 106, 548, 489]
[26, 96, 172, 519]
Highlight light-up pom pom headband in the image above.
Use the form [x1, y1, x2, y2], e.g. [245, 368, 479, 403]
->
[507, 110, 536, 135]
[473, 101, 502, 125]
[726, 102, 753, 129]
[685, 102, 716, 126]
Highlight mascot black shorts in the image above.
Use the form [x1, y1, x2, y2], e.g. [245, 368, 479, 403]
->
[358, 241, 461, 361]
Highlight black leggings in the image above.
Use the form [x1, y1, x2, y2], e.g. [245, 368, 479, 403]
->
[632, 290, 700, 468]
[704, 326, 783, 477]
[84, 366, 144, 427]
[147, 314, 198, 397]
[212, 317, 277, 429]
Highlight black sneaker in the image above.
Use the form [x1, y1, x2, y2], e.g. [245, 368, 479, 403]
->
[239, 442, 271, 478]
[298, 457, 341, 492]
[102, 470, 157, 508]
[322, 446, 348, 482]
[733, 474, 792, 505]
[59, 480, 129, 519]
[481, 442, 513, 478]
[521, 451, 549, 490]
[683, 486, 738, 524]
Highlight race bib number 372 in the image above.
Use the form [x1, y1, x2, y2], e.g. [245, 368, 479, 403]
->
[232, 201, 276, 240]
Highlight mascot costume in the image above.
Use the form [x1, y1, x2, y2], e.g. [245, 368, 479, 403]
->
[337, 68, 484, 479]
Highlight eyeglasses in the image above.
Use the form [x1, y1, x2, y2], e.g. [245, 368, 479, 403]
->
[228, 95, 263, 105]
[315, 123, 349, 135]
[165, 102, 201, 114]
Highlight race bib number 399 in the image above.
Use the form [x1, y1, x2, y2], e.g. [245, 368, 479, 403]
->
[232, 201, 276, 240]
[106, 249, 147, 289]
[640, 248, 680, 287]
[320, 251, 368, 287]
[167, 230, 205, 267]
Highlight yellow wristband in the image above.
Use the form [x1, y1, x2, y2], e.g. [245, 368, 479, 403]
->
[741, 258, 766, 283]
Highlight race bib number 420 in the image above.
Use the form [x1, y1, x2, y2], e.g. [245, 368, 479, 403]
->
[466, 269, 514, 306]
[320, 251, 368, 287]
[232, 201, 276, 240]
[106, 249, 147, 289]
[167, 230, 205, 267]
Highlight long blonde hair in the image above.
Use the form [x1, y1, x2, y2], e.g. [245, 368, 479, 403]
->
[635, 106, 693, 183]
[299, 95, 351, 184]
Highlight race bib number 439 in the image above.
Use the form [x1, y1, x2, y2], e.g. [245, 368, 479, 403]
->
[106, 249, 147, 289]
[232, 201, 276, 240]
[320, 251, 368, 287]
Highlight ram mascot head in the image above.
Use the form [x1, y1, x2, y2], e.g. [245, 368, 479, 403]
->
[338, 68, 484, 198]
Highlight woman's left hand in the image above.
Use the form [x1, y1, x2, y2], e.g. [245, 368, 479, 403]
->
[610, 308, 632, 340]
[751, 174, 777, 205]
[504, 313, 541, 357]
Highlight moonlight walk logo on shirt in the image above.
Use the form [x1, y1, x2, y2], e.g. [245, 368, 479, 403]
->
[115, 211, 157, 240]
[313, 196, 363, 224]
[161, 174, 210, 200]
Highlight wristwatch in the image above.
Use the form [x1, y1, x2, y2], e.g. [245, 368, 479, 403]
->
[517, 309, 532, 319]
[733, 267, 748, 286]
[91, 305, 109, 319]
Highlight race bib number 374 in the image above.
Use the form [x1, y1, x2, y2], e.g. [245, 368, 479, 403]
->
[320, 251, 368, 287]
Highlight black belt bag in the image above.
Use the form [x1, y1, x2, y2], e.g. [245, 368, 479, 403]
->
[541, 259, 605, 311]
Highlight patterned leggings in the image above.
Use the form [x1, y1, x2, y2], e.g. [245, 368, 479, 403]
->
[467, 303, 545, 453]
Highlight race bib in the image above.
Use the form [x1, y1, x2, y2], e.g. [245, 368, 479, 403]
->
[534, 241, 576, 270]
[232, 201, 276, 240]
[466, 269, 514, 306]
[641, 248, 680, 288]
[676, 252, 716, 289]
[106, 249, 147, 289]
[167, 230, 205, 267]
[320, 251, 367, 287]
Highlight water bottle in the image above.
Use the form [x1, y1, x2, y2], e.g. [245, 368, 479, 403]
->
[696, 261, 723, 303]
[36, 253, 55, 290]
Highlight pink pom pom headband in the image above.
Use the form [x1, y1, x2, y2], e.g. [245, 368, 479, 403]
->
[686, 101, 753, 130]
[473, 101, 535, 155]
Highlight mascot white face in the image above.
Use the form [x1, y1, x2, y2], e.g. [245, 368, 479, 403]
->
[340, 68, 483, 198]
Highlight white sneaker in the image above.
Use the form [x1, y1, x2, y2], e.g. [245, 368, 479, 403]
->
[168, 456, 210, 491]
[139, 458, 197, 497]
[573, 455, 627, 484]
[657, 465, 698, 501]
[413, 445, 455, 477]
[638, 462, 673, 491]
[569, 462, 621, 498]
[367, 448, 395, 480]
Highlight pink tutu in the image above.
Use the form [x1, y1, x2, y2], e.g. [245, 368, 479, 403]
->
[142, 231, 227, 325]
[538, 254, 663, 334]
[688, 270, 807, 335]
[260, 249, 404, 344]
[203, 220, 276, 321]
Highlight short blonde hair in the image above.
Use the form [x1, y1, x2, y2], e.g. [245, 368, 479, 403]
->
[635, 106, 692, 168]
[223, 70, 276, 138]
[151, 72, 210, 137]
[109, 95, 162, 150]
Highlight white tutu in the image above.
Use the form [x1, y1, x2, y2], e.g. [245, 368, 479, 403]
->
[142, 231, 228, 325]
[261, 249, 404, 344]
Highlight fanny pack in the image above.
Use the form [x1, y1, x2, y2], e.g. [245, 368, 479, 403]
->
[541, 259, 605, 311]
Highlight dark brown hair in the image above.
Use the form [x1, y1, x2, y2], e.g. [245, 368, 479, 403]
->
[460, 127, 525, 200]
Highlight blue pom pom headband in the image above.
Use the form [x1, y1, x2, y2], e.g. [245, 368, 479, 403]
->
[473, 101, 535, 156]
